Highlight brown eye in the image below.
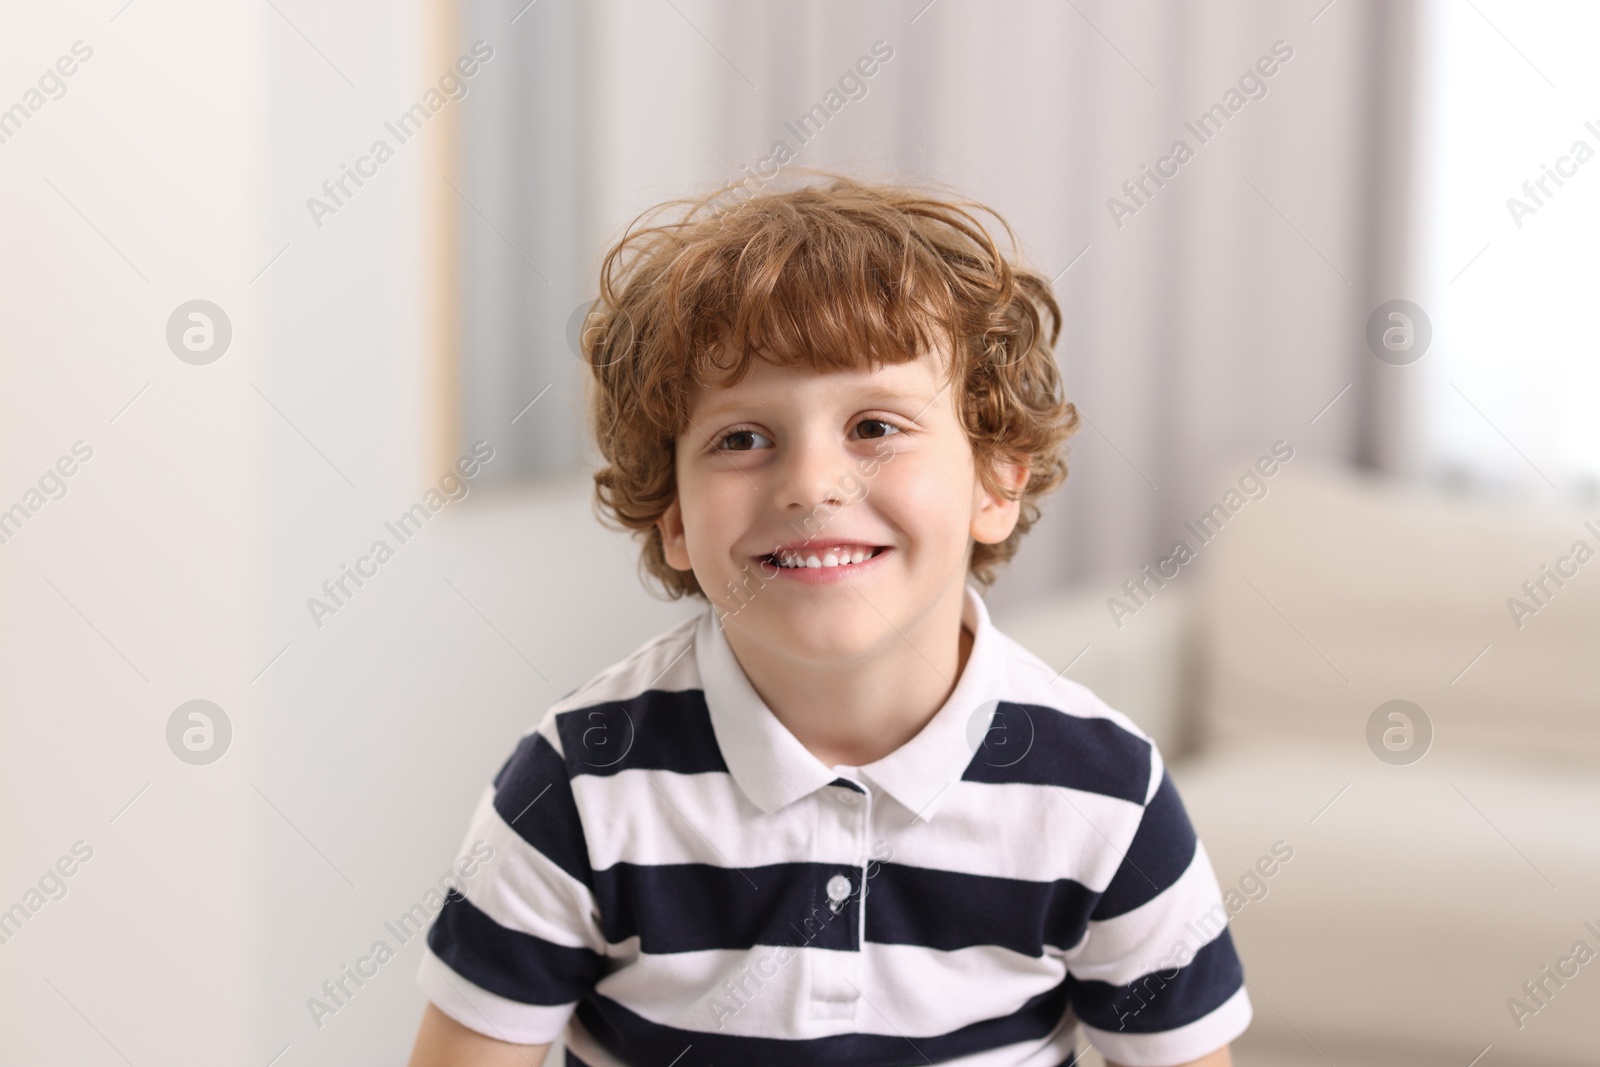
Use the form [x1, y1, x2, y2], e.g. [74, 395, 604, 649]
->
[855, 418, 902, 440]
[718, 428, 771, 451]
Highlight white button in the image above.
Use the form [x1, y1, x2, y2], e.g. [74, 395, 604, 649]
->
[826, 873, 851, 903]
[837, 789, 860, 806]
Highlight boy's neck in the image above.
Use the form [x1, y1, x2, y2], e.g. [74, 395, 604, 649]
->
[719, 583, 974, 771]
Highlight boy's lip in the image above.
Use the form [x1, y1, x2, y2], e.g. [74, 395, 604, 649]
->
[758, 537, 891, 558]
[755, 545, 894, 584]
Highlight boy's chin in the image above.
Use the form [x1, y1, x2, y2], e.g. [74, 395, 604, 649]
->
[725, 605, 890, 661]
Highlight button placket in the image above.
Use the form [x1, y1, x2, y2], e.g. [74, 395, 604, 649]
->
[806, 779, 871, 1018]
[843, 780, 872, 999]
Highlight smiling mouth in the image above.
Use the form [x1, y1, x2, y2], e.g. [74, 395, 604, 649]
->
[760, 545, 888, 570]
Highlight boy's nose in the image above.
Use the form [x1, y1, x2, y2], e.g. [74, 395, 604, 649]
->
[774, 434, 852, 514]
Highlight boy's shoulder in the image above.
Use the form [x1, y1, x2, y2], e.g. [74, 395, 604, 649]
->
[986, 624, 1166, 807]
[523, 608, 708, 762]
[554, 610, 703, 712]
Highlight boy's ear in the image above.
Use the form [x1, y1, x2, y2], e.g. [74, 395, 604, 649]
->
[657, 497, 693, 571]
[971, 454, 1029, 545]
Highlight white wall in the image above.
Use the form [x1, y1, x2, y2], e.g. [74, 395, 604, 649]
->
[257, 1, 696, 1062]
[0, 1, 264, 1063]
[0, 1, 691, 1063]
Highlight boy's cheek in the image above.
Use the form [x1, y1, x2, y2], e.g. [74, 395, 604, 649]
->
[853, 435, 901, 472]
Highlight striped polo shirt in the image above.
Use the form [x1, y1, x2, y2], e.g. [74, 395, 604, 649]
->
[416, 583, 1252, 1066]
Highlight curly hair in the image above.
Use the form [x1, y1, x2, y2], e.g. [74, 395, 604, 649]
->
[582, 170, 1080, 601]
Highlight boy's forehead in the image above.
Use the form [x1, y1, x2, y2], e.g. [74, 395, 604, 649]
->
[689, 342, 951, 414]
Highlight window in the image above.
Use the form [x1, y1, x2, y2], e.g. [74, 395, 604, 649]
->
[1417, 0, 1600, 497]
[453, 0, 591, 486]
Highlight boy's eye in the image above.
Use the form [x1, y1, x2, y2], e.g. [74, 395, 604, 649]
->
[713, 418, 902, 452]
[716, 428, 772, 451]
[855, 418, 902, 440]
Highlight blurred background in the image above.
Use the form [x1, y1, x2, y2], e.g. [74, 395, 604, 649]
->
[2, 1, 1598, 1064]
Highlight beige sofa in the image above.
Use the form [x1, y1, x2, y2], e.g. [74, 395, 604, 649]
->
[995, 459, 1600, 1067]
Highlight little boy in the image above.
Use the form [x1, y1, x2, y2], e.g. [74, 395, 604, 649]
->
[407, 175, 1250, 1067]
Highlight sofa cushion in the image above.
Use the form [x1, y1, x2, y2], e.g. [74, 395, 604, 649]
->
[1172, 741, 1600, 1064]
[1192, 460, 1600, 763]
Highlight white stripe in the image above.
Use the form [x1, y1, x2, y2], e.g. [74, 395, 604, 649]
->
[909, 778, 1143, 888]
[415, 944, 577, 1045]
[573, 768, 1141, 887]
[1146, 742, 1166, 804]
[1059, 839, 1229, 981]
[1082, 983, 1252, 1066]
[588, 941, 1067, 1038]
[572, 767, 781, 868]
[455, 787, 606, 952]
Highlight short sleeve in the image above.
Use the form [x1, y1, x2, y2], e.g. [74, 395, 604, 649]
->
[415, 722, 608, 1044]
[1062, 765, 1252, 1066]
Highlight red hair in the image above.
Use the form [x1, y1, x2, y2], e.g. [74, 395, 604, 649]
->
[582, 171, 1080, 599]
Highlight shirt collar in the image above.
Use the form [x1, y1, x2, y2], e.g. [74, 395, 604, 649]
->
[696, 583, 1002, 821]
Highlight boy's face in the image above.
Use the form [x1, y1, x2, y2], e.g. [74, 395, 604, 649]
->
[656, 342, 1025, 663]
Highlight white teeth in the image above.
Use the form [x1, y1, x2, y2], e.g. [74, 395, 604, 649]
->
[771, 545, 879, 569]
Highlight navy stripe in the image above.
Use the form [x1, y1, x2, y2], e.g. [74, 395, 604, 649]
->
[492, 731, 595, 891]
[1092, 771, 1197, 919]
[593, 861, 860, 953]
[555, 690, 728, 778]
[586, 859, 1106, 956]
[1069, 926, 1244, 1034]
[573, 1028, 1078, 1065]
[426, 893, 606, 1006]
[830, 776, 866, 793]
[963, 702, 1152, 804]
[575, 981, 1073, 1065]
[867, 863, 1099, 956]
